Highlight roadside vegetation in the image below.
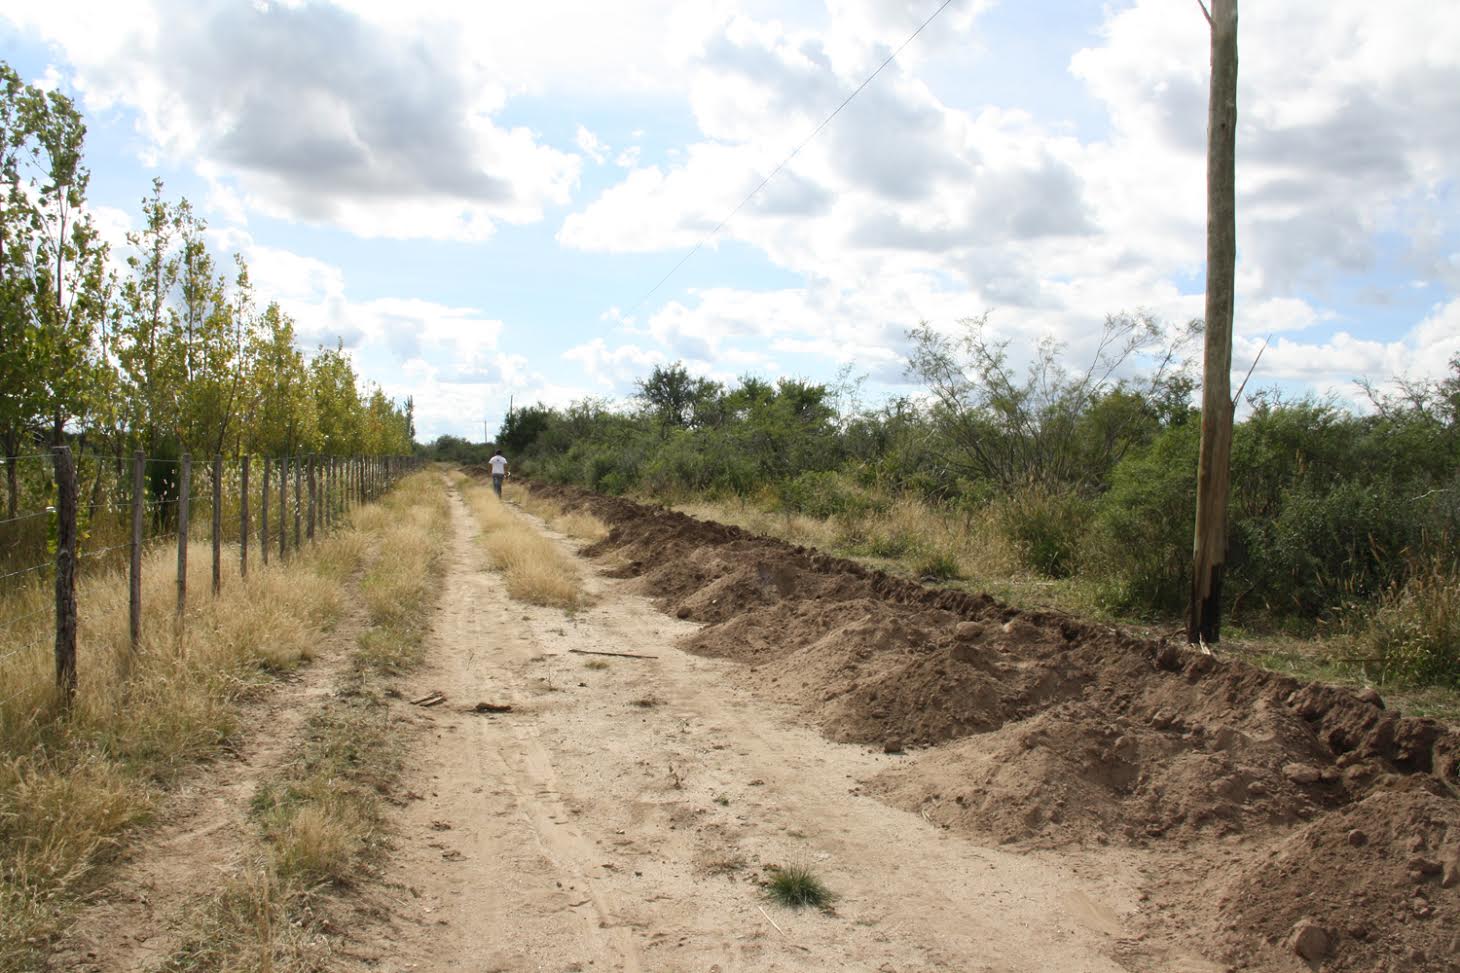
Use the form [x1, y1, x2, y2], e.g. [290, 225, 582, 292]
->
[457, 312, 1460, 706]
[0, 509, 368, 970]
[462, 477, 591, 609]
[506, 480, 610, 543]
[1, 60, 414, 571]
[159, 471, 449, 973]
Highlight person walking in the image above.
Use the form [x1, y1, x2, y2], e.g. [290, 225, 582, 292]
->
[489, 447, 509, 497]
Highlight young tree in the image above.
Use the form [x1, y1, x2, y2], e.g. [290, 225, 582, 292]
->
[906, 312, 1196, 492]
[636, 362, 720, 429]
[247, 303, 316, 456]
[0, 66, 109, 455]
[171, 200, 246, 456]
[0, 64, 43, 515]
[115, 179, 183, 455]
[310, 340, 363, 454]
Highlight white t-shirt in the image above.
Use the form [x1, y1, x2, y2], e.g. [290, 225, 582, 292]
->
[489, 455, 508, 475]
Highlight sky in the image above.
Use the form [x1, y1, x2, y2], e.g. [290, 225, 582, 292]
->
[3, 0, 1458, 442]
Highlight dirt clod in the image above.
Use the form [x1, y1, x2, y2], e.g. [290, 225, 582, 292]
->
[1284, 763, 1322, 785]
[1290, 918, 1332, 961]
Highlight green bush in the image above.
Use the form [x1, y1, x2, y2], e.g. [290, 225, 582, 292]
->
[778, 470, 878, 519]
[1236, 479, 1414, 617]
[1346, 554, 1460, 687]
[1085, 423, 1199, 614]
[993, 484, 1091, 579]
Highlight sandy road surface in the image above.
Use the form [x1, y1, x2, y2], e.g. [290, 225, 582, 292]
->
[371, 486, 1164, 973]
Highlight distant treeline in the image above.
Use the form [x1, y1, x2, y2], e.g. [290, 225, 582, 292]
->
[458, 312, 1459, 633]
[1, 62, 413, 517]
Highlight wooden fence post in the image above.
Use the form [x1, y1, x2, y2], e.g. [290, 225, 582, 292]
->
[293, 458, 302, 550]
[53, 446, 78, 704]
[261, 457, 270, 566]
[177, 453, 191, 622]
[211, 454, 222, 596]
[279, 457, 288, 561]
[241, 455, 250, 579]
[130, 450, 143, 651]
[307, 456, 317, 543]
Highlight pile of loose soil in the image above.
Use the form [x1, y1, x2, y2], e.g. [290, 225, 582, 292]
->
[527, 482, 1460, 972]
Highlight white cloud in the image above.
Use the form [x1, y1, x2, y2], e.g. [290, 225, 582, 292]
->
[563, 339, 667, 391]
[1238, 297, 1460, 407]
[9, 0, 581, 240]
[576, 125, 609, 165]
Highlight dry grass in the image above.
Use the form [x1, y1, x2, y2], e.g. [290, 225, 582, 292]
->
[0, 472, 433, 972]
[504, 481, 610, 543]
[674, 493, 1021, 588]
[158, 470, 449, 972]
[465, 481, 589, 609]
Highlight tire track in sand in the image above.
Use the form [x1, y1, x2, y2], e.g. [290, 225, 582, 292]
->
[367, 482, 1175, 972]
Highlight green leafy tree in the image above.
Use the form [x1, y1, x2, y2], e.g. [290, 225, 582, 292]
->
[905, 311, 1198, 492]
[246, 303, 316, 456]
[114, 179, 183, 455]
[310, 341, 363, 455]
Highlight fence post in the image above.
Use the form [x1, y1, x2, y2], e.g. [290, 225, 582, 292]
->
[279, 456, 287, 561]
[261, 457, 270, 566]
[293, 458, 302, 550]
[211, 454, 222, 596]
[241, 455, 250, 579]
[53, 446, 78, 704]
[130, 450, 144, 652]
[307, 456, 317, 543]
[177, 453, 191, 622]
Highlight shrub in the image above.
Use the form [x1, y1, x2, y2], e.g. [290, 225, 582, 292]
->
[778, 470, 877, 519]
[1346, 553, 1460, 687]
[1084, 423, 1199, 615]
[993, 483, 1091, 579]
[1236, 479, 1416, 617]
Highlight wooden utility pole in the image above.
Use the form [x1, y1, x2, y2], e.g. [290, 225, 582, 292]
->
[1188, 0, 1238, 647]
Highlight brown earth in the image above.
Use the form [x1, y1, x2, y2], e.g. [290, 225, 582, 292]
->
[356, 484, 1158, 972]
[531, 482, 1460, 973]
[49, 477, 1460, 973]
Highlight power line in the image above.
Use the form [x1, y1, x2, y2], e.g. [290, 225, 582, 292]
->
[626, 0, 959, 317]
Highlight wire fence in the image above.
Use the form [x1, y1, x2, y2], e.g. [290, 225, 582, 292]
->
[1, 448, 422, 711]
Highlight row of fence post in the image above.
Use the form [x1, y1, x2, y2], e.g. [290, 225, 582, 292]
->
[43, 448, 421, 706]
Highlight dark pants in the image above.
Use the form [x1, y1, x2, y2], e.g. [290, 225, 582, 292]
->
[492, 474, 504, 496]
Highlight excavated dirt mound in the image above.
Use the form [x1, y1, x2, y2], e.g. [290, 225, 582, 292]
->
[528, 482, 1460, 972]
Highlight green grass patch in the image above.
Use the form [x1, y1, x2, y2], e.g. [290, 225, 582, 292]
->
[764, 862, 833, 910]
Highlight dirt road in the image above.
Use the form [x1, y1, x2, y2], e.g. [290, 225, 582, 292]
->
[369, 486, 1188, 973]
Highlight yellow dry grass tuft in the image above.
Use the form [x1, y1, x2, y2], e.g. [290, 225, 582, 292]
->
[465, 480, 589, 609]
